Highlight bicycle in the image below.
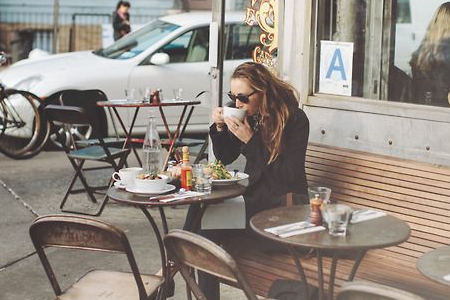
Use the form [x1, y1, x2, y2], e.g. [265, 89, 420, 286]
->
[0, 52, 50, 159]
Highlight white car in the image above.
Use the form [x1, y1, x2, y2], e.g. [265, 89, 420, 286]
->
[0, 11, 261, 138]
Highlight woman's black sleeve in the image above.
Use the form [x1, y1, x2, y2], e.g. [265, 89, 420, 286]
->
[242, 109, 309, 189]
[209, 124, 241, 165]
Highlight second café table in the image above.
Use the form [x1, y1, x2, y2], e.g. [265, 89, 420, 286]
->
[416, 245, 450, 287]
[250, 205, 410, 300]
[107, 183, 246, 297]
[96, 99, 201, 170]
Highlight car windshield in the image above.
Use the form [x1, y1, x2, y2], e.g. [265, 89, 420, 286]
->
[94, 20, 180, 59]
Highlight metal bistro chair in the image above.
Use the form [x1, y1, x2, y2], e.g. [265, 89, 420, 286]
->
[58, 89, 125, 149]
[163, 229, 267, 300]
[29, 214, 166, 300]
[336, 281, 427, 300]
[45, 104, 130, 216]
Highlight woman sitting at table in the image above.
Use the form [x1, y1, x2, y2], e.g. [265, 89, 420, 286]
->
[184, 61, 310, 300]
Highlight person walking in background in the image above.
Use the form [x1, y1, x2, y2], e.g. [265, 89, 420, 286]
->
[112, 1, 131, 41]
[409, 2, 450, 107]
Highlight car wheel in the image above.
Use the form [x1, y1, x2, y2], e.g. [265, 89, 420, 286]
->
[49, 123, 94, 149]
[46, 92, 107, 149]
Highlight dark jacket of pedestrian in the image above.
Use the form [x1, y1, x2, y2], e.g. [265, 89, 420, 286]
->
[113, 1, 131, 41]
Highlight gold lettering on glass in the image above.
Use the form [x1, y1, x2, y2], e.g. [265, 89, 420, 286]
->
[244, 0, 278, 70]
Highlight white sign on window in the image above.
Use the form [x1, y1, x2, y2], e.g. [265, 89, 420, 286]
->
[319, 41, 354, 96]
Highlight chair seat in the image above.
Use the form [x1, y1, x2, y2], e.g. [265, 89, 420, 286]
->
[68, 146, 128, 160]
[75, 137, 126, 148]
[57, 270, 164, 300]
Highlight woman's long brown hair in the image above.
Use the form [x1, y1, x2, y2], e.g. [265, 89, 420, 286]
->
[411, 2, 450, 72]
[231, 62, 299, 164]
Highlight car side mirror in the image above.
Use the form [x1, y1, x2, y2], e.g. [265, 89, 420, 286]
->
[150, 53, 170, 65]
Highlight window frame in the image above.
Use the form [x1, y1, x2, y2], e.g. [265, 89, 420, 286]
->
[300, 0, 450, 123]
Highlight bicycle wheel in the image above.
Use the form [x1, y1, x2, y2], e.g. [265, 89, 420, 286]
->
[0, 100, 6, 138]
[11, 102, 51, 159]
[0, 89, 42, 158]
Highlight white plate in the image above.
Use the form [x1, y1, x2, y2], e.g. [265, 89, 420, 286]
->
[126, 184, 176, 196]
[212, 172, 249, 186]
[114, 181, 127, 189]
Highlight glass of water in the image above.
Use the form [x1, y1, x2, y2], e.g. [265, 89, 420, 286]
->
[125, 88, 135, 101]
[325, 204, 352, 236]
[173, 87, 183, 101]
[192, 163, 212, 193]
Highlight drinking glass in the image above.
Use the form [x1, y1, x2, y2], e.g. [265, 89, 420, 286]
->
[192, 163, 212, 193]
[173, 87, 183, 101]
[142, 87, 152, 103]
[325, 204, 352, 236]
[125, 88, 135, 101]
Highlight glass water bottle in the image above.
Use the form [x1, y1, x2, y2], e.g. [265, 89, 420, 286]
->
[142, 110, 162, 176]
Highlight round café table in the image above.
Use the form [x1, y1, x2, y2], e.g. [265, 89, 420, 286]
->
[250, 205, 410, 300]
[417, 246, 450, 286]
[107, 183, 246, 300]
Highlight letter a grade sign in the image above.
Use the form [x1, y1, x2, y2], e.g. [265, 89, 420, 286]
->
[319, 41, 354, 96]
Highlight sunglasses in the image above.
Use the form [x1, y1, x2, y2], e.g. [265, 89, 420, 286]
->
[226, 90, 257, 104]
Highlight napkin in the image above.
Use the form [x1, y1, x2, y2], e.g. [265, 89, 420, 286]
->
[201, 196, 246, 230]
[443, 274, 450, 282]
[265, 221, 326, 238]
[149, 191, 205, 203]
[350, 209, 387, 224]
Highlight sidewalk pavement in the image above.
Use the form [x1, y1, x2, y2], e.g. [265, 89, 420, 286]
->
[0, 149, 247, 300]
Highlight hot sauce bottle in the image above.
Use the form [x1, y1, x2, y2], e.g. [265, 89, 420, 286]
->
[180, 146, 192, 190]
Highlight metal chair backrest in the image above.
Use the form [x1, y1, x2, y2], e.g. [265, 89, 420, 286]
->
[336, 281, 427, 300]
[163, 229, 259, 300]
[59, 89, 108, 136]
[45, 104, 90, 127]
[29, 214, 148, 299]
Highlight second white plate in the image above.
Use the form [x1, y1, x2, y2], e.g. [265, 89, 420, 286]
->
[126, 184, 176, 196]
[212, 172, 249, 186]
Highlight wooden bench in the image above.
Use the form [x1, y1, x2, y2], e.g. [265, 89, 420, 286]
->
[223, 142, 450, 300]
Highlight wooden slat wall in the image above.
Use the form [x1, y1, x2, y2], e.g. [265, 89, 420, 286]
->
[225, 143, 450, 300]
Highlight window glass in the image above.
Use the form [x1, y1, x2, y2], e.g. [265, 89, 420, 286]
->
[96, 20, 179, 59]
[156, 27, 209, 63]
[314, 0, 450, 108]
[225, 23, 262, 60]
[158, 31, 192, 63]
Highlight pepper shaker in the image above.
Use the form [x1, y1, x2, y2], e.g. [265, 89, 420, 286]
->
[310, 194, 323, 226]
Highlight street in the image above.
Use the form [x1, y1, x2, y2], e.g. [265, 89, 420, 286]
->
[0, 148, 246, 300]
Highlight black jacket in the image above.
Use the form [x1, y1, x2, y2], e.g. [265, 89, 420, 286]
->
[112, 11, 131, 41]
[210, 107, 310, 218]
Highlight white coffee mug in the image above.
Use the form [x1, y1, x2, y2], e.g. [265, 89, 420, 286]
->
[112, 167, 143, 187]
[223, 106, 247, 121]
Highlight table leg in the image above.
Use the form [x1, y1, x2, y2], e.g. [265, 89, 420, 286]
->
[128, 107, 142, 166]
[347, 250, 367, 281]
[111, 107, 142, 166]
[139, 206, 168, 293]
[317, 250, 325, 300]
[159, 105, 189, 170]
[328, 254, 339, 300]
[287, 246, 310, 300]
[158, 206, 169, 235]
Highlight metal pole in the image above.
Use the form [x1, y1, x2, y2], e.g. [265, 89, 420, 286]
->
[209, 0, 226, 161]
[52, 0, 59, 53]
[211, 0, 225, 107]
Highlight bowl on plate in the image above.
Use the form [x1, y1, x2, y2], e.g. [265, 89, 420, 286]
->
[134, 174, 168, 191]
